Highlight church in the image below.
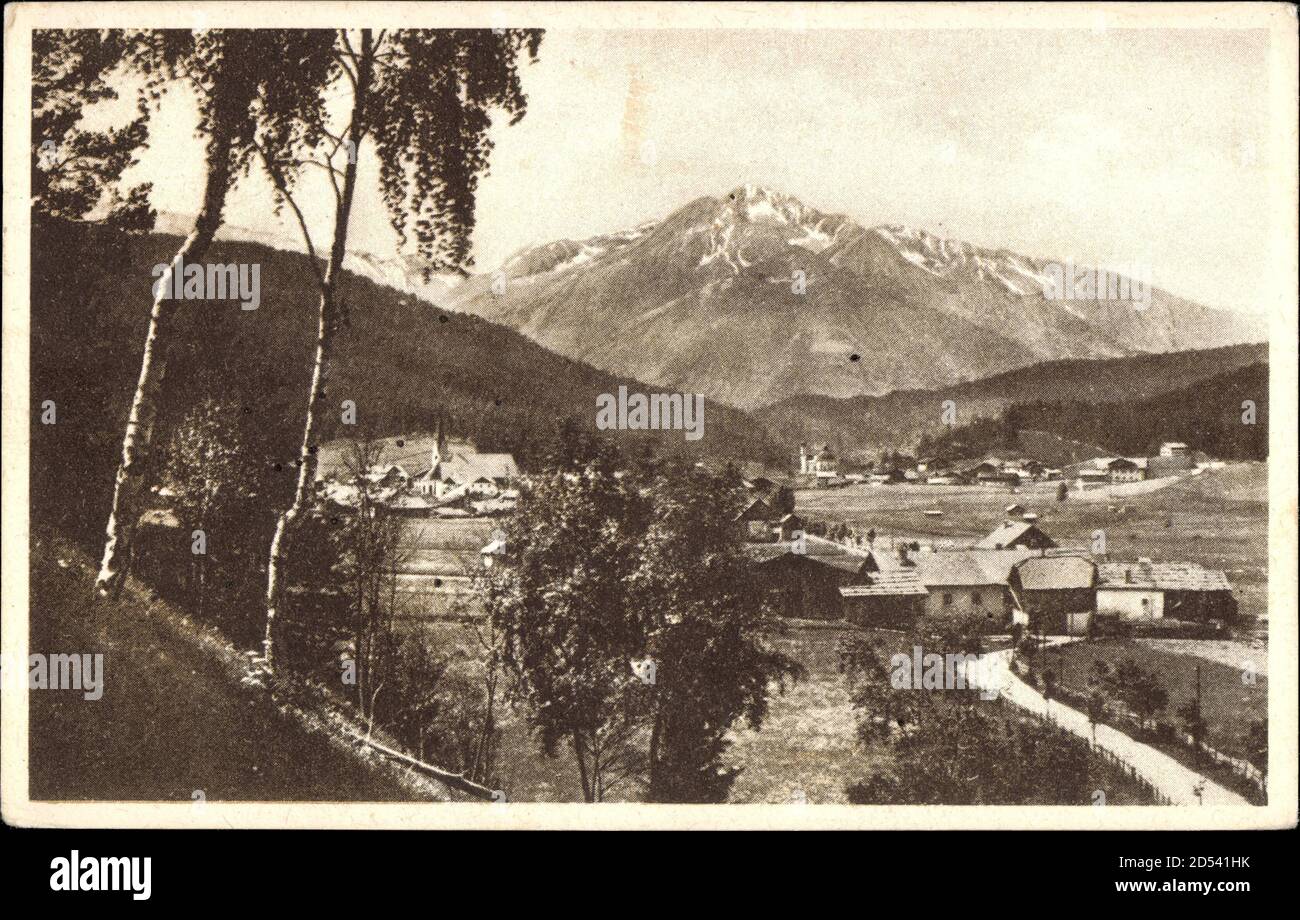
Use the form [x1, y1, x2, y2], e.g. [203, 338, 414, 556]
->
[411, 421, 520, 500]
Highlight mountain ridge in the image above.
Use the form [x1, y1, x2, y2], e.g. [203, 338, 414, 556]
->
[436, 185, 1265, 410]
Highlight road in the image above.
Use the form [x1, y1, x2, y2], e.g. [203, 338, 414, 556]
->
[967, 648, 1252, 807]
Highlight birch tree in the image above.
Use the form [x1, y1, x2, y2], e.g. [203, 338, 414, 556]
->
[95, 30, 334, 595]
[261, 28, 543, 668]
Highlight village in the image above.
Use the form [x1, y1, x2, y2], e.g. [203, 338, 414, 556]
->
[291, 423, 1266, 804]
[315, 429, 1243, 641]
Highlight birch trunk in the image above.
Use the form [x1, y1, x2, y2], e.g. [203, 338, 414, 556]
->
[96, 150, 233, 596]
[263, 32, 372, 668]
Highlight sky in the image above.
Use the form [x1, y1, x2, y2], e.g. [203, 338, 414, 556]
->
[102, 27, 1273, 312]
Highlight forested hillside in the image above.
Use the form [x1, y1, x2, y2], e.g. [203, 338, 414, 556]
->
[915, 362, 1269, 461]
[31, 219, 786, 546]
[756, 343, 1268, 458]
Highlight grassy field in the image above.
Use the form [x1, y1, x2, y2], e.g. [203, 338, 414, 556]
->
[796, 462, 1269, 628]
[1023, 637, 1267, 761]
[28, 534, 450, 802]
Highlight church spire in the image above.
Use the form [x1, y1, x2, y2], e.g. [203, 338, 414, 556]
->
[432, 413, 447, 471]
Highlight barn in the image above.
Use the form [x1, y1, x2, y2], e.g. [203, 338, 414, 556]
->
[975, 521, 1056, 551]
[1096, 561, 1236, 623]
[839, 570, 928, 629]
[1010, 554, 1097, 635]
[747, 535, 875, 621]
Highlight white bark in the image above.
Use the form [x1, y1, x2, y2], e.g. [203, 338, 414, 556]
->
[96, 151, 233, 596]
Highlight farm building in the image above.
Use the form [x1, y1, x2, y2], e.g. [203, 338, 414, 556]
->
[747, 535, 875, 621]
[869, 469, 907, 485]
[909, 547, 1038, 622]
[1096, 561, 1236, 623]
[975, 520, 1056, 551]
[1106, 457, 1145, 483]
[735, 496, 777, 542]
[839, 569, 928, 629]
[1009, 554, 1097, 635]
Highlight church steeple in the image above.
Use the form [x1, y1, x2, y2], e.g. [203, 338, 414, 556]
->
[432, 414, 447, 471]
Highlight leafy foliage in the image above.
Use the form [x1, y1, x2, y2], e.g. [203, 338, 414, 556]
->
[32, 29, 154, 230]
[486, 453, 800, 802]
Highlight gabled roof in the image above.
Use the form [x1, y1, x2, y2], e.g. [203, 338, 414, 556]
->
[438, 451, 519, 485]
[913, 548, 1039, 587]
[1013, 554, 1096, 590]
[1098, 562, 1232, 592]
[976, 521, 1054, 550]
[734, 496, 773, 522]
[744, 535, 871, 573]
[840, 569, 928, 597]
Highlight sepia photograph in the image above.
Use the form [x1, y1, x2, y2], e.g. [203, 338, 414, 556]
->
[2, 0, 1296, 855]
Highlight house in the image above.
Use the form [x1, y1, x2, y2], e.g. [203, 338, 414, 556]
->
[1159, 441, 1189, 458]
[776, 513, 804, 542]
[747, 535, 876, 620]
[411, 422, 519, 500]
[1096, 560, 1236, 623]
[975, 520, 1056, 551]
[735, 496, 777, 542]
[839, 569, 928, 629]
[372, 464, 412, 488]
[798, 443, 838, 478]
[1106, 457, 1146, 483]
[479, 537, 507, 568]
[1075, 467, 1110, 488]
[908, 547, 1039, 621]
[869, 469, 906, 485]
[1009, 554, 1097, 634]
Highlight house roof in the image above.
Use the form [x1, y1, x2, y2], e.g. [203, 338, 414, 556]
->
[840, 569, 928, 597]
[1013, 555, 1096, 590]
[975, 521, 1053, 550]
[912, 548, 1038, 587]
[434, 451, 519, 485]
[744, 535, 870, 573]
[1097, 561, 1232, 592]
[315, 433, 458, 481]
[734, 497, 773, 521]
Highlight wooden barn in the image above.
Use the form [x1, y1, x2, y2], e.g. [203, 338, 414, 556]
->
[746, 535, 875, 621]
[975, 520, 1056, 551]
[1096, 561, 1236, 623]
[1010, 554, 1097, 635]
[839, 570, 928, 629]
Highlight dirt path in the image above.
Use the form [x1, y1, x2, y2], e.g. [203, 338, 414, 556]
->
[968, 649, 1252, 807]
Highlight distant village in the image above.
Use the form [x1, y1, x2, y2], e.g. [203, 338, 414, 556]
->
[312, 429, 1237, 638]
[796, 439, 1215, 489]
[742, 439, 1237, 638]
[314, 423, 521, 519]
